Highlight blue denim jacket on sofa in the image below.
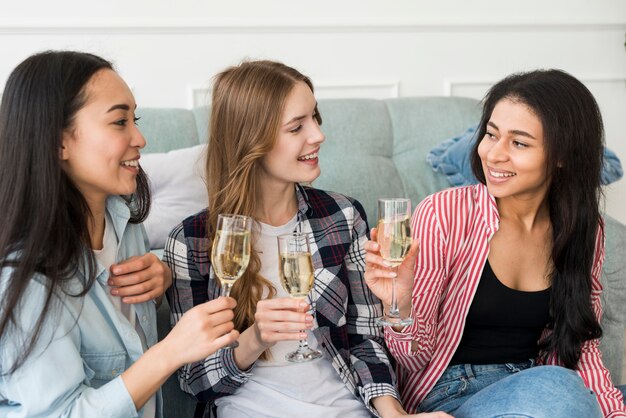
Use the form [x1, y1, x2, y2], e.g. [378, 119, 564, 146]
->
[0, 196, 160, 418]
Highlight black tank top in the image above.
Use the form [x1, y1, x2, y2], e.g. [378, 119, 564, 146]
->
[450, 260, 551, 365]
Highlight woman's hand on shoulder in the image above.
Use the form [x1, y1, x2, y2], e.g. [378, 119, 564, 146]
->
[162, 296, 239, 366]
[108, 253, 173, 304]
[363, 227, 418, 314]
[252, 297, 313, 349]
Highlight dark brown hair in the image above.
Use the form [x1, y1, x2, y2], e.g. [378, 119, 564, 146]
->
[470, 69, 604, 368]
[0, 50, 151, 375]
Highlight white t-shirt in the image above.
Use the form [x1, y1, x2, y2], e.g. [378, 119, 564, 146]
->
[93, 213, 156, 418]
[215, 215, 370, 418]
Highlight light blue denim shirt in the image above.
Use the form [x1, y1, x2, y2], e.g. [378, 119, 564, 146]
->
[0, 196, 160, 418]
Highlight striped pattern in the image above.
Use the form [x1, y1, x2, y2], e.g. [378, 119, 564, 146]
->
[385, 184, 625, 417]
[164, 185, 398, 417]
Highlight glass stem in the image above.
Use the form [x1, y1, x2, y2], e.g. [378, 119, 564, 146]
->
[389, 277, 399, 318]
[220, 281, 239, 349]
[297, 332, 310, 352]
[222, 282, 232, 298]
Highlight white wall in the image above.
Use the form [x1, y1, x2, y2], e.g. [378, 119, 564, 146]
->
[1, 1, 625, 222]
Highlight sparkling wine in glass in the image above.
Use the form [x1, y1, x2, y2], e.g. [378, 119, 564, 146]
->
[277, 232, 322, 363]
[376, 198, 414, 327]
[211, 214, 252, 348]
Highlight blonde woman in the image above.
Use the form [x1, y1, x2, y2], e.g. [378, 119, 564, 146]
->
[164, 61, 450, 418]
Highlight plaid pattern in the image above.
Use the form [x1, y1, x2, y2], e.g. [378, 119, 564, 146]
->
[164, 185, 398, 417]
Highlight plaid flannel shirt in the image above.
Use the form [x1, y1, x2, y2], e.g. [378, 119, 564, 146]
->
[164, 185, 399, 417]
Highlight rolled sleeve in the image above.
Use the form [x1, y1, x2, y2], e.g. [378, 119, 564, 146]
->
[87, 377, 138, 418]
[1, 278, 139, 418]
[361, 383, 401, 418]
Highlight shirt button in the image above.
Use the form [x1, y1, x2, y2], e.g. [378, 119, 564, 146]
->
[142, 315, 147, 322]
[111, 369, 118, 376]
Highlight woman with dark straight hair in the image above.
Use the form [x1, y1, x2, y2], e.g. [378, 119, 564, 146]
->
[0, 50, 238, 417]
[364, 69, 623, 416]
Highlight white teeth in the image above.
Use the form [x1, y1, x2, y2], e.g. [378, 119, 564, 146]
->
[121, 160, 139, 167]
[490, 169, 515, 178]
[298, 152, 318, 161]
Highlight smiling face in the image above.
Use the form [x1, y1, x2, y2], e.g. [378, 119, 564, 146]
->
[478, 98, 549, 202]
[259, 81, 325, 190]
[61, 69, 145, 209]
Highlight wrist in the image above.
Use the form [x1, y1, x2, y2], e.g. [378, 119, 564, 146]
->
[232, 325, 268, 369]
[371, 395, 405, 418]
[149, 339, 182, 374]
[250, 322, 272, 350]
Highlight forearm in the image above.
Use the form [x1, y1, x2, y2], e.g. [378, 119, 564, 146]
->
[232, 326, 266, 370]
[371, 395, 406, 417]
[121, 341, 178, 410]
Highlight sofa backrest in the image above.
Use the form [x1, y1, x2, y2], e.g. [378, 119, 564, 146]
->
[137, 97, 481, 225]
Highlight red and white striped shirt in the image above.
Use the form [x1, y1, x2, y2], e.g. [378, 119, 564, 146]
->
[385, 184, 625, 417]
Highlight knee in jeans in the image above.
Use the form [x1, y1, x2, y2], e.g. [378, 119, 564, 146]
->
[454, 365, 602, 418]
[520, 366, 591, 396]
[531, 365, 578, 382]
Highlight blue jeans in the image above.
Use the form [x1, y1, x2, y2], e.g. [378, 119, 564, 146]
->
[419, 362, 603, 418]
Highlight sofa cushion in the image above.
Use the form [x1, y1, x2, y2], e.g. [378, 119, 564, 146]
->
[141, 144, 208, 249]
[385, 97, 482, 210]
[313, 99, 404, 225]
[427, 125, 624, 187]
[599, 214, 626, 383]
[137, 108, 202, 153]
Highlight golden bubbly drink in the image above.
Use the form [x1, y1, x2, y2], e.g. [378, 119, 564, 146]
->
[211, 230, 251, 285]
[377, 216, 412, 267]
[279, 252, 314, 298]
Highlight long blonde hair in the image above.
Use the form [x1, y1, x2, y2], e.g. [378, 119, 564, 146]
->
[206, 60, 321, 357]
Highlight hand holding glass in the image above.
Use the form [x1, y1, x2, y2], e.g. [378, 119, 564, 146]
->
[211, 214, 252, 348]
[376, 198, 414, 327]
[277, 232, 322, 363]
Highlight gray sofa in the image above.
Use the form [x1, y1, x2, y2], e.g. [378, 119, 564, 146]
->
[138, 97, 626, 417]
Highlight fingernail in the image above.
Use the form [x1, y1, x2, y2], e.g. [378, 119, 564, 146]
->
[389, 271, 397, 278]
[112, 267, 121, 275]
[299, 300, 308, 308]
[382, 260, 393, 267]
[111, 289, 118, 295]
[107, 279, 113, 285]
[305, 315, 313, 322]
[300, 333, 307, 339]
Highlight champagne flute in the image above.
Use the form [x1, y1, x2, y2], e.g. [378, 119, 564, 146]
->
[211, 214, 252, 348]
[277, 232, 323, 363]
[376, 198, 414, 327]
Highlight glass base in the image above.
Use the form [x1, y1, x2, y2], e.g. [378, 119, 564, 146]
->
[376, 315, 413, 327]
[285, 347, 323, 363]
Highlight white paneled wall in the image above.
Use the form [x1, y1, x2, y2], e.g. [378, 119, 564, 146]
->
[1, 1, 625, 222]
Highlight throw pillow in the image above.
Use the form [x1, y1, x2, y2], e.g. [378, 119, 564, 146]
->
[141, 144, 208, 249]
[427, 125, 624, 187]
